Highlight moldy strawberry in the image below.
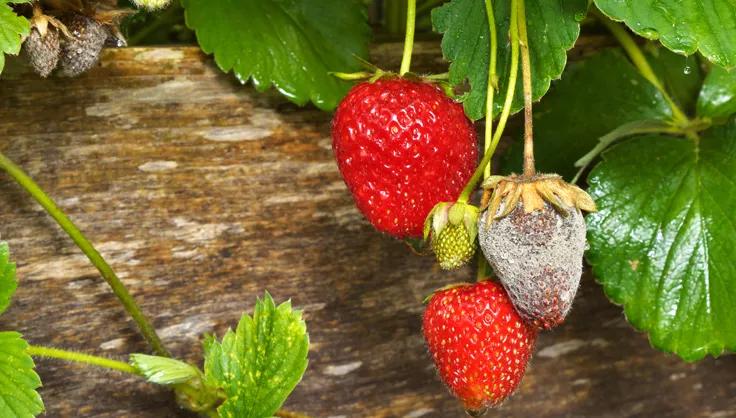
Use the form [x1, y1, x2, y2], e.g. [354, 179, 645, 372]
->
[57, 12, 109, 77]
[478, 174, 596, 329]
[22, 4, 70, 78]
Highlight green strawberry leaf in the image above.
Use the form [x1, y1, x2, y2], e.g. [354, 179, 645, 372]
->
[0, 0, 30, 74]
[432, 0, 587, 120]
[181, 0, 370, 111]
[0, 332, 44, 418]
[203, 292, 309, 418]
[594, 0, 736, 69]
[130, 354, 201, 385]
[0, 241, 17, 316]
[697, 65, 736, 121]
[501, 49, 673, 178]
[586, 123, 736, 361]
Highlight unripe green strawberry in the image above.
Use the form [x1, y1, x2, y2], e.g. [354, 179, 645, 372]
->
[478, 174, 596, 329]
[23, 25, 60, 78]
[425, 202, 479, 270]
[432, 223, 475, 269]
[58, 13, 109, 77]
[132, 0, 172, 10]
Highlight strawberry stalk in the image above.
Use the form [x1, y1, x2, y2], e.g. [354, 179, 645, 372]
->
[473, 0, 500, 283]
[518, 0, 535, 178]
[457, 0, 520, 203]
[0, 152, 170, 358]
[400, 0, 417, 75]
[476, 253, 490, 281]
[483, 0, 498, 180]
[26, 345, 140, 375]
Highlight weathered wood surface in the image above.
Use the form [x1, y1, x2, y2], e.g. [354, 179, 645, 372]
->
[0, 41, 735, 418]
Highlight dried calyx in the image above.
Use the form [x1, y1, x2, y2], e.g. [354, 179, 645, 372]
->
[20, 2, 130, 78]
[481, 173, 596, 222]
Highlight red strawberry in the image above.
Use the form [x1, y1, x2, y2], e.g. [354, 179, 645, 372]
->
[332, 78, 478, 238]
[423, 280, 537, 413]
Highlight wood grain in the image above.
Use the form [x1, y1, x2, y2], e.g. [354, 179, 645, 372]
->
[0, 41, 734, 418]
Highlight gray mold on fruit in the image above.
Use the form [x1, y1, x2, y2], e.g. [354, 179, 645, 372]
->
[23, 27, 60, 78]
[58, 14, 109, 78]
[478, 203, 586, 329]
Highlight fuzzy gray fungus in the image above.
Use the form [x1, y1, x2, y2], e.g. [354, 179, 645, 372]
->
[23, 27, 61, 78]
[478, 203, 587, 329]
[58, 14, 108, 78]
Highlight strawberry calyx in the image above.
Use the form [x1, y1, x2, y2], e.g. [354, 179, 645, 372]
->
[26, 3, 72, 40]
[481, 173, 597, 224]
[465, 407, 489, 417]
[422, 282, 472, 304]
[331, 67, 452, 93]
[424, 202, 479, 270]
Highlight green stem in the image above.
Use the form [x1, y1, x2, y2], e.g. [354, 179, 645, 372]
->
[400, 0, 417, 75]
[593, 8, 689, 126]
[571, 120, 679, 184]
[385, 0, 404, 36]
[0, 152, 170, 358]
[483, 0, 498, 180]
[28, 344, 239, 418]
[423, 72, 449, 80]
[517, 0, 535, 177]
[476, 253, 489, 282]
[330, 71, 375, 80]
[458, 0, 520, 203]
[127, 5, 182, 46]
[27, 345, 140, 375]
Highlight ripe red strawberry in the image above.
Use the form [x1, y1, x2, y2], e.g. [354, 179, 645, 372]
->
[423, 280, 537, 413]
[332, 78, 478, 238]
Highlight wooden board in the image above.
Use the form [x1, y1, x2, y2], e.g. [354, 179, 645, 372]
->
[1, 41, 735, 418]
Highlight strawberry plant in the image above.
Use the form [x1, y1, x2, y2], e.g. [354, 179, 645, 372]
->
[1, 0, 736, 416]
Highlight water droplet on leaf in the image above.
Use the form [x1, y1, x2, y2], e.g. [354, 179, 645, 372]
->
[639, 28, 659, 38]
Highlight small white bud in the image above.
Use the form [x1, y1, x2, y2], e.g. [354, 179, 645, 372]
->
[132, 0, 172, 10]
